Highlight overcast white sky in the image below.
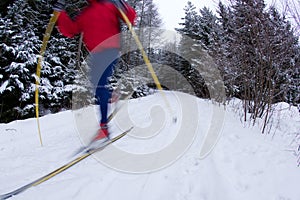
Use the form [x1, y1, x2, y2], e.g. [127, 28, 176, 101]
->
[153, 0, 218, 30]
[153, 0, 279, 30]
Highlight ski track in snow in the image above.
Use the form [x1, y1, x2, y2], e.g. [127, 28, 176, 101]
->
[0, 91, 299, 200]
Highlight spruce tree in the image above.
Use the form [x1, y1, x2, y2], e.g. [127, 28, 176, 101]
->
[0, 0, 41, 122]
[217, 0, 299, 131]
[0, 0, 84, 122]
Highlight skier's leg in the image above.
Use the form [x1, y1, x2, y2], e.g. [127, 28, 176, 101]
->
[88, 49, 119, 124]
[95, 60, 116, 124]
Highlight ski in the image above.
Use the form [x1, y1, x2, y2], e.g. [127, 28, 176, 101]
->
[86, 126, 133, 154]
[74, 136, 110, 156]
[0, 127, 133, 200]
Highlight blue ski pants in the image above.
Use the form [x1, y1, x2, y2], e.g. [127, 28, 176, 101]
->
[88, 48, 119, 124]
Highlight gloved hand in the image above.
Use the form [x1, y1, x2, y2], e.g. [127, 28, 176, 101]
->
[53, 0, 65, 11]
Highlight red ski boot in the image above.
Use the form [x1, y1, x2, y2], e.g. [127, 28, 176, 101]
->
[92, 123, 110, 143]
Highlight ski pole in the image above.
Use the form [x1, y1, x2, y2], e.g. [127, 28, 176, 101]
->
[35, 10, 61, 146]
[116, 6, 177, 122]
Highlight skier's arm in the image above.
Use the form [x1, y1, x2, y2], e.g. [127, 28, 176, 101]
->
[57, 11, 81, 38]
[53, 0, 80, 38]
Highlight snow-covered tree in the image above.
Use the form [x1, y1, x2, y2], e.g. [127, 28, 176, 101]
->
[176, 2, 219, 99]
[0, 0, 84, 122]
[174, 0, 299, 132]
[0, 0, 41, 122]
[217, 0, 299, 132]
[197, 7, 221, 51]
[267, 6, 299, 106]
[279, 0, 300, 36]
[117, 0, 163, 96]
[176, 1, 200, 40]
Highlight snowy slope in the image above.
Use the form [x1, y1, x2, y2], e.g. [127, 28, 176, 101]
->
[0, 91, 299, 200]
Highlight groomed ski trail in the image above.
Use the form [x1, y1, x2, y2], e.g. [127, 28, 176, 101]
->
[0, 91, 299, 200]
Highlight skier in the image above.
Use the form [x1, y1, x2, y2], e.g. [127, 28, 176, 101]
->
[53, 0, 136, 143]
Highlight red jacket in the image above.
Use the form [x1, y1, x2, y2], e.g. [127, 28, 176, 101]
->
[57, 0, 136, 52]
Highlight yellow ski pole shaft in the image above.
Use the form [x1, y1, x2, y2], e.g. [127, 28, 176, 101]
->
[35, 10, 61, 146]
[118, 8, 176, 121]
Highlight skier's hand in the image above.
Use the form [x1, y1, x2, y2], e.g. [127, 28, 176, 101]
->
[53, 0, 65, 11]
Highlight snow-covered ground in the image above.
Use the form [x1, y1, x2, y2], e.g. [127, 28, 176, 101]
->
[0, 91, 299, 200]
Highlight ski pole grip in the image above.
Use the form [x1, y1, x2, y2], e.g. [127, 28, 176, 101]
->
[111, 0, 128, 12]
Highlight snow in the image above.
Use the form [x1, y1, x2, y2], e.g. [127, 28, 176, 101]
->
[0, 80, 9, 94]
[0, 91, 299, 200]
